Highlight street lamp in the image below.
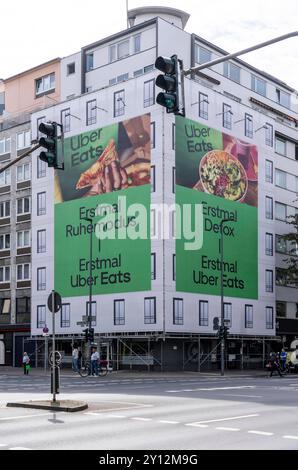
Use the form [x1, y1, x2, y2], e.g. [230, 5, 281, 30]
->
[220, 218, 233, 376]
[81, 216, 94, 345]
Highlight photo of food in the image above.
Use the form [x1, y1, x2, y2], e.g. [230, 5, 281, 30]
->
[55, 114, 151, 204]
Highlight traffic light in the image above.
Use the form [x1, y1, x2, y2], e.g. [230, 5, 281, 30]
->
[38, 122, 58, 168]
[155, 54, 185, 116]
[217, 326, 229, 340]
[83, 328, 89, 342]
[213, 317, 219, 331]
[88, 328, 94, 343]
[223, 326, 229, 340]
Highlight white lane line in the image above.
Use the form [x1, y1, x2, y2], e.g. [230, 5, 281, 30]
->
[166, 386, 256, 393]
[131, 417, 152, 422]
[216, 427, 240, 432]
[283, 435, 298, 440]
[187, 414, 259, 426]
[0, 413, 53, 421]
[9, 447, 31, 450]
[158, 420, 179, 424]
[185, 423, 209, 428]
[248, 431, 273, 436]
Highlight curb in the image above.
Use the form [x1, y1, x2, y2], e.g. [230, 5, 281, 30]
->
[6, 400, 88, 413]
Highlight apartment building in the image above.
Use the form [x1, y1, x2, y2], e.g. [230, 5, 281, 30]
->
[0, 59, 61, 366]
[29, 6, 298, 370]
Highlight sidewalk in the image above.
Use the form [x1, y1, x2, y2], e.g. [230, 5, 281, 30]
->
[0, 366, 269, 379]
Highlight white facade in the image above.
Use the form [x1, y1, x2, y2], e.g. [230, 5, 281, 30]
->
[31, 10, 298, 348]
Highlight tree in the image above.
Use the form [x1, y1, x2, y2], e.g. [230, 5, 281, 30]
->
[281, 212, 298, 286]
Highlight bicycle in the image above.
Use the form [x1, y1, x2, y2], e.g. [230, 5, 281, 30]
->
[78, 359, 108, 378]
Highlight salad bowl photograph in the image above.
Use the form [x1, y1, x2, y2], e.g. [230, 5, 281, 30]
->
[198, 150, 248, 202]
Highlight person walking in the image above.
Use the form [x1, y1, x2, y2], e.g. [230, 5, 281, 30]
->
[72, 345, 79, 372]
[91, 346, 99, 376]
[280, 348, 287, 372]
[22, 352, 30, 375]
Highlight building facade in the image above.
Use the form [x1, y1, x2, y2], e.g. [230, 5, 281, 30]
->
[27, 7, 298, 370]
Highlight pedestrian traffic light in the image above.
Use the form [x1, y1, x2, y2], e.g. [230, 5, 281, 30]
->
[88, 328, 94, 343]
[213, 317, 219, 331]
[83, 328, 89, 342]
[155, 54, 185, 116]
[38, 122, 58, 168]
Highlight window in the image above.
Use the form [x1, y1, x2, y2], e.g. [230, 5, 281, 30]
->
[196, 45, 211, 64]
[109, 73, 129, 86]
[16, 297, 30, 315]
[173, 254, 176, 282]
[172, 123, 176, 150]
[61, 304, 70, 328]
[251, 75, 267, 96]
[86, 100, 97, 126]
[265, 233, 273, 256]
[0, 169, 10, 187]
[276, 301, 286, 318]
[245, 305, 253, 328]
[151, 165, 155, 193]
[172, 167, 176, 194]
[35, 73, 55, 95]
[0, 138, 11, 155]
[275, 137, 286, 156]
[199, 300, 209, 326]
[117, 40, 129, 59]
[0, 201, 10, 218]
[265, 197, 273, 220]
[265, 160, 273, 183]
[245, 114, 253, 139]
[199, 92, 208, 120]
[37, 305, 46, 328]
[173, 298, 183, 325]
[37, 192, 46, 216]
[144, 80, 155, 107]
[223, 103, 232, 129]
[0, 298, 11, 314]
[265, 123, 273, 147]
[265, 270, 273, 292]
[275, 169, 287, 189]
[133, 35, 141, 54]
[223, 62, 241, 83]
[114, 299, 125, 325]
[37, 267, 46, 290]
[0, 234, 10, 251]
[17, 197, 30, 215]
[275, 202, 287, 221]
[17, 230, 30, 248]
[61, 109, 71, 133]
[266, 307, 274, 329]
[37, 158, 46, 178]
[151, 253, 156, 280]
[37, 230, 46, 253]
[276, 268, 287, 286]
[17, 163, 31, 182]
[276, 89, 290, 108]
[144, 64, 154, 74]
[224, 303, 232, 327]
[114, 90, 125, 117]
[86, 53, 94, 71]
[86, 301, 97, 326]
[150, 121, 155, 149]
[17, 264, 30, 281]
[144, 297, 156, 324]
[0, 266, 10, 283]
[67, 63, 75, 75]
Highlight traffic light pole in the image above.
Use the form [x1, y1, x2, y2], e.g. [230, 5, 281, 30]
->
[0, 143, 41, 174]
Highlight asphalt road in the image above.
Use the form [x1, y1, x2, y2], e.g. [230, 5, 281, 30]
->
[0, 370, 298, 450]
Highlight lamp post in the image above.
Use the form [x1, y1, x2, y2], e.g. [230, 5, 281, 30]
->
[81, 216, 93, 349]
[220, 218, 233, 377]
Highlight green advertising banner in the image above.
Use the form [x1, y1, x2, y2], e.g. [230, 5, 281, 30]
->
[175, 116, 258, 299]
[54, 114, 152, 297]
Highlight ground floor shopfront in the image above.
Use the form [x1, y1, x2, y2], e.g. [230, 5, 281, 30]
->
[0, 326, 31, 367]
[26, 333, 282, 372]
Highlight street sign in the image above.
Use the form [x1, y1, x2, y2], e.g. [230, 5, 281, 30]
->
[82, 315, 96, 322]
[47, 291, 62, 313]
[43, 326, 49, 334]
[49, 351, 62, 366]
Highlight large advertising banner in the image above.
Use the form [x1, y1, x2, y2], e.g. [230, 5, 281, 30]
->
[54, 114, 151, 297]
[175, 116, 258, 299]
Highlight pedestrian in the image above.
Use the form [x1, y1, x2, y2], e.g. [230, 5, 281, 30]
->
[78, 347, 82, 370]
[269, 352, 282, 377]
[91, 346, 99, 376]
[280, 348, 287, 371]
[72, 345, 79, 372]
[22, 352, 30, 375]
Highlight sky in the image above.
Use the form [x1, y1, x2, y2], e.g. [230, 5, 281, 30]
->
[1, 0, 297, 90]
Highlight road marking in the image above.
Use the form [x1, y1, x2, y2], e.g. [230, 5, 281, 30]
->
[84, 403, 153, 414]
[248, 431, 273, 436]
[166, 386, 256, 393]
[131, 417, 152, 422]
[216, 427, 240, 432]
[224, 394, 263, 398]
[283, 435, 298, 440]
[0, 413, 53, 421]
[9, 447, 31, 450]
[158, 420, 179, 424]
[185, 423, 209, 428]
[187, 414, 259, 425]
